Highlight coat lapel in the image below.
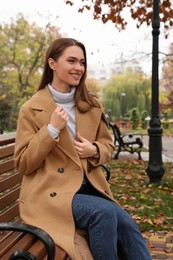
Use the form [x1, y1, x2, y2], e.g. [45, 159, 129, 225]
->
[30, 87, 81, 166]
[76, 107, 102, 142]
[31, 87, 56, 128]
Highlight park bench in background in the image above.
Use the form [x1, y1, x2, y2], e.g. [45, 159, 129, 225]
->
[0, 132, 110, 260]
[109, 122, 143, 160]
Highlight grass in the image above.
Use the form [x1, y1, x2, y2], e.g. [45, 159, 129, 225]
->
[108, 159, 173, 232]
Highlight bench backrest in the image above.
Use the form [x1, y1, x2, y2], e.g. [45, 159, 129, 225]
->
[109, 123, 123, 145]
[0, 132, 22, 223]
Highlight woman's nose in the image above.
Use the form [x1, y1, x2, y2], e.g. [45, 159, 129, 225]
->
[74, 62, 83, 70]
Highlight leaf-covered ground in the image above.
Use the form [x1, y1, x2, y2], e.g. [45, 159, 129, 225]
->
[108, 159, 173, 232]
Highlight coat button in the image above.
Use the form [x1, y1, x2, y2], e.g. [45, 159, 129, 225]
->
[57, 167, 64, 173]
[50, 192, 57, 197]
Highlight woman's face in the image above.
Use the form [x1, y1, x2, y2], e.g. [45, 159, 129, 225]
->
[49, 45, 86, 90]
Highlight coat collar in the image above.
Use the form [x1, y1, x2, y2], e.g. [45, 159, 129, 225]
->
[30, 86, 103, 142]
[31, 86, 55, 110]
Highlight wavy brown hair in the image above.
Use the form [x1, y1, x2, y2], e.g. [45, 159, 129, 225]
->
[38, 37, 100, 112]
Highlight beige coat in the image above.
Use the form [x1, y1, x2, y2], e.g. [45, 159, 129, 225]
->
[14, 86, 115, 259]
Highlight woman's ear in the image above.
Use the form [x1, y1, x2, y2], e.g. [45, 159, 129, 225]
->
[48, 58, 55, 70]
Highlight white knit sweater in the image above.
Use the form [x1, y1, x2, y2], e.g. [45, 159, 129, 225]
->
[47, 84, 76, 140]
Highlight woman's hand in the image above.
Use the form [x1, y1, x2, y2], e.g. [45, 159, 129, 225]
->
[50, 105, 69, 131]
[74, 132, 97, 158]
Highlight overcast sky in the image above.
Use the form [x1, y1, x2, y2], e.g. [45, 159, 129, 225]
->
[0, 0, 172, 75]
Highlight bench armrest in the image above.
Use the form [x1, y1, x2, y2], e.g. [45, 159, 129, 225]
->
[101, 164, 111, 181]
[0, 222, 55, 260]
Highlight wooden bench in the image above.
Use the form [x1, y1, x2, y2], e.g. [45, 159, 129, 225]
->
[0, 132, 110, 260]
[109, 122, 143, 160]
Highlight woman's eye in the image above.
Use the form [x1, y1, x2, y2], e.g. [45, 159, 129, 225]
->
[67, 59, 85, 66]
[68, 59, 75, 63]
[80, 61, 85, 66]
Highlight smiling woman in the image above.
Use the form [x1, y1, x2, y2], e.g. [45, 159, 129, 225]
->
[14, 37, 152, 260]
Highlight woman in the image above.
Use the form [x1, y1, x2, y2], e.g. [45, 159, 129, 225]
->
[14, 38, 152, 260]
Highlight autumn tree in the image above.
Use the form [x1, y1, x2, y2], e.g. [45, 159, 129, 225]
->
[102, 70, 151, 121]
[0, 14, 61, 130]
[160, 42, 173, 115]
[66, 0, 173, 37]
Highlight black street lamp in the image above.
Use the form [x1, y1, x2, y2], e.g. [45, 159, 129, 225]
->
[146, 0, 165, 183]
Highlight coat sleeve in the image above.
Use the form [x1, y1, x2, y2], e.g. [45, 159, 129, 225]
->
[14, 105, 58, 175]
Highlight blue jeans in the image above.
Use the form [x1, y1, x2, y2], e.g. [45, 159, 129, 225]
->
[72, 183, 152, 260]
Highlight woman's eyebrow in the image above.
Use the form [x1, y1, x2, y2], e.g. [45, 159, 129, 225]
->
[67, 56, 85, 61]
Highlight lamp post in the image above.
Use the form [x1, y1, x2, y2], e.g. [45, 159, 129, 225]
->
[146, 0, 165, 184]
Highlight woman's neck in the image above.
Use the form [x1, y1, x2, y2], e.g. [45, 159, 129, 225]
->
[48, 84, 75, 104]
[51, 81, 71, 93]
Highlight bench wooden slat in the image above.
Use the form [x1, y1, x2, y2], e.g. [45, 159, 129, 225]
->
[0, 132, 16, 146]
[0, 159, 15, 174]
[0, 144, 15, 159]
[0, 172, 22, 193]
[0, 186, 20, 210]
[29, 240, 47, 259]
[1, 233, 35, 260]
[0, 219, 23, 243]
[1, 237, 47, 260]
[0, 232, 24, 258]
[0, 202, 19, 222]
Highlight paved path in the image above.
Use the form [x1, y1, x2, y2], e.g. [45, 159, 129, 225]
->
[142, 135, 173, 162]
[144, 231, 173, 260]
